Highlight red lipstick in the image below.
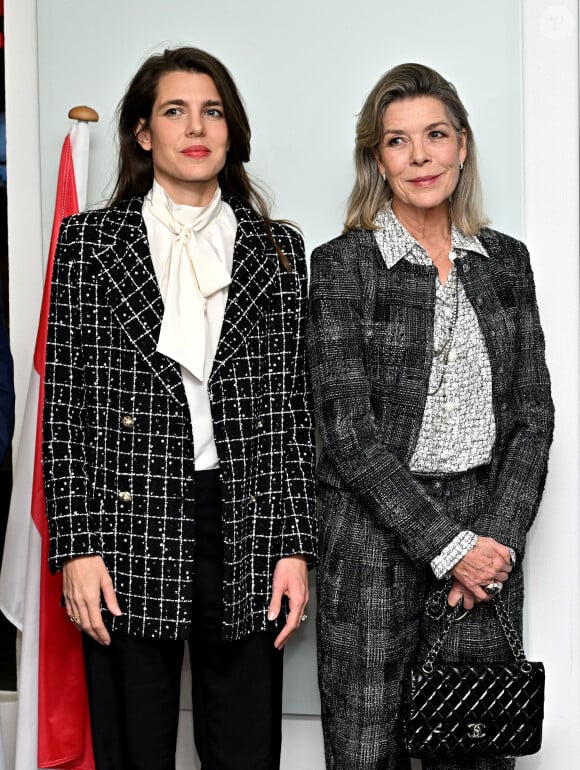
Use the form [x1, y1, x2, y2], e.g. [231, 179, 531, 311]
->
[182, 145, 210, 159]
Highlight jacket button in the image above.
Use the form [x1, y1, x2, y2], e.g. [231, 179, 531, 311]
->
[118, 490, 132, 503]
[121, 415, 135, 428]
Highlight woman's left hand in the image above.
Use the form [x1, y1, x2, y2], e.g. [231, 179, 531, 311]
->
[268, 555, 309, 650]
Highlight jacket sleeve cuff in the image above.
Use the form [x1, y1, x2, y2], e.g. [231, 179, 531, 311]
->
[48, 530, 103, 573]
[430, 530, 478, 579]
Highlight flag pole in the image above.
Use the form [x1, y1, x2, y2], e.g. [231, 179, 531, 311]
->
[36, 106, 99, 770]
[65, 108, 98, 217]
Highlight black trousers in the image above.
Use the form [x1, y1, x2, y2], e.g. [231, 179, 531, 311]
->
[82, 470, 284, 770]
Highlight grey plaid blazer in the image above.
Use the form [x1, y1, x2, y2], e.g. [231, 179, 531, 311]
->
[43, 195, 316, 641]
[307, 226, 554, 564]
[308, 225, 554, 768]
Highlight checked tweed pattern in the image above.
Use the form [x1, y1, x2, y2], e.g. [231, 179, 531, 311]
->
[308, 225, 553, 769]
[43, 195, 316, 642]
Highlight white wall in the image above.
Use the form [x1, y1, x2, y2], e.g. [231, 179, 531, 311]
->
[519, 1, 580, 767]
[34, 1, 523, 261]
[2, 0, 579, 768]
[4, 0, 43, 455]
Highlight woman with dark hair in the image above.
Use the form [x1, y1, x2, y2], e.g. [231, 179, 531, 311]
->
[42, 47, 316, 770]
[308, 63, 554, 769]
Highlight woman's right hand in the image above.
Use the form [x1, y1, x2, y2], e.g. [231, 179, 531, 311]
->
[62, 555, 122, 645]
[450, 536, 512, 603]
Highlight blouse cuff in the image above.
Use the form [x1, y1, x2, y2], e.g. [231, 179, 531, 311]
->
[430, 530, 478, 579]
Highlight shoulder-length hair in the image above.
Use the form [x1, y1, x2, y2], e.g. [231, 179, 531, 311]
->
[344, 62, 488, 236]
[109, 46, 292, 268]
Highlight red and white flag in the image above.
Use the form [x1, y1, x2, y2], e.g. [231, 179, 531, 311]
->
[0, 121, 95, 770]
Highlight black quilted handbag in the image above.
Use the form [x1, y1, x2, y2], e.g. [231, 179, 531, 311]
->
[402, 595, 545, 760]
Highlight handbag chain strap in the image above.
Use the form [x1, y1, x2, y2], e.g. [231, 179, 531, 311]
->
[422, 600, 462, 673]
[492, 593, 532, 671]
[421, 594, 532, 675]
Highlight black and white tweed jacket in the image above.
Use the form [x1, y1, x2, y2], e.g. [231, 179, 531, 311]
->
[307, 226, 554, 564]
[42, 195, 316, 642]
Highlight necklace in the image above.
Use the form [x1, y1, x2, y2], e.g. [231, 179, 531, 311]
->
[429, 238, 451, 266]
[428, 270, 460, 396]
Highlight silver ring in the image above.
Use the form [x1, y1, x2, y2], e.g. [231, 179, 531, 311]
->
[300, 614, 308, 623]
[484, 581, 502, 596]
[68, 614, 80, 624]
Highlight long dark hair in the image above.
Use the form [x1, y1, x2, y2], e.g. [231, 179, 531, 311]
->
[109, 47, 291, 268]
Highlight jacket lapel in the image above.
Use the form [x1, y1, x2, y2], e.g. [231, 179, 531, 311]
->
[92, 199, 188, 409]
[210, 198, 278, 381]
[91, 196, 276, 397]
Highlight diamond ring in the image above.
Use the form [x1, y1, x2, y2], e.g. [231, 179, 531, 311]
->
[484, 581, 502, 596]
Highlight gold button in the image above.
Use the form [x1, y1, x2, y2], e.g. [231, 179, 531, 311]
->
[121, 415, 135, 428]
[118, 491, 132, 503]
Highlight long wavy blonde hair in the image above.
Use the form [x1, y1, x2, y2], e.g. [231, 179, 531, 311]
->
[344, 63, 488, 236]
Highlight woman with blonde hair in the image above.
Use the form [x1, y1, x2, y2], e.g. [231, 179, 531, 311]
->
[308, 62, 553, 769]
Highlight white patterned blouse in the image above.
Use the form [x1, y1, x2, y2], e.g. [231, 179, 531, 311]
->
[374, 205, 496, 475]
[374, 205, 497, 577]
